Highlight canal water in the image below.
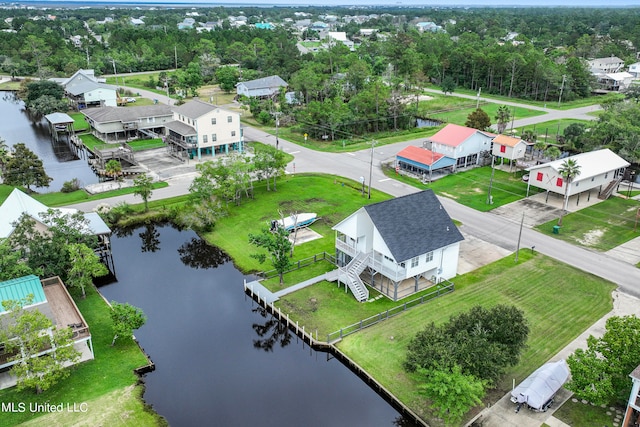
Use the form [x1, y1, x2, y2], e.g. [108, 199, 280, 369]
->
[99, 224, 411, 427]
[0, 91, 99, 192]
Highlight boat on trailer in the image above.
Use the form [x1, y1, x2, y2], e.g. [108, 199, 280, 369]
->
[270, 213, 318, 232]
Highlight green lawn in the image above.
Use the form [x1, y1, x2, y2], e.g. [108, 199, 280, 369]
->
[554, 399, 620, 427]
[385, 165, 540, 211]
[513, 119, 593, 144]
[0, 285, 162, 427]
[535, 196, 640, 251]
[127, 138, 166, 151]
[78, 133, 105, 152]
[68, 112, 90, 132]
[441, 86, 618, 110]
[203, 174, 391, 273]
[429, 100, 545, 126]
[334, 252, 615, 425]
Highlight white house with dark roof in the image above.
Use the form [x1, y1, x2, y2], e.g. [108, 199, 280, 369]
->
[525, 148, 630, 203]
[332, 190, 463, 302]
[165, 99, 242, 160]
[236, 75, 288, 99]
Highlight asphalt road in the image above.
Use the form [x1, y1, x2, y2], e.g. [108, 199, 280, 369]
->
[74, 88, 640, 297]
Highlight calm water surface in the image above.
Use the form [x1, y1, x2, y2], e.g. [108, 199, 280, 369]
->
[0, 91, 99, 192]
[99, 224, 410, 427]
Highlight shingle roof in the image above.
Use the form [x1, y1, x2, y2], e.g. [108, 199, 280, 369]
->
[65, 80, 116, 96]
[526, 149, 630, 183]
[428, 123, 492, 147]
[397, 146, 444, 166]
[172, 99, 217, 119]
[238, 75, 288, 90]
[83, 105, 173, 123]
[164, 120, 196, 136]
[363, 190, 464, 262]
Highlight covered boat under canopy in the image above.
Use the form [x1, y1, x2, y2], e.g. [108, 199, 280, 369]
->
[510, 359, 570, 412]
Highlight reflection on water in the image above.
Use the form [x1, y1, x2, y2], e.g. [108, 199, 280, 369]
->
[0, 91, 98, 192]
[99, 223, 411, 427]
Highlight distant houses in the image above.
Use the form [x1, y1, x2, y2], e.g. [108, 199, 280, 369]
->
[236, 75, 288, 99]
[332, 190, 463, 302]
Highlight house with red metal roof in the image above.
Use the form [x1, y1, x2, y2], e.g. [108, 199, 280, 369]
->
[396, 124, 495, 179]
[426, 124, 495, 170]
[396, 145, 453, 182]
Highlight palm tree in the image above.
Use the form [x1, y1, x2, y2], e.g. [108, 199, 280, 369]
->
[557, 158, 581, 226]
[495, 105, 511, 134]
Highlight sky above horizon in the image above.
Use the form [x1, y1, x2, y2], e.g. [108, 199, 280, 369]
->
[29, 0, 640, 6]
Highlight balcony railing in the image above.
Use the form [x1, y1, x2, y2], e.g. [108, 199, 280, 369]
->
[335, 239, 406, 282]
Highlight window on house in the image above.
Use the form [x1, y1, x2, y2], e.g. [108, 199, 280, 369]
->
[605, 173, 608, 179]
[425, 251, 433, 262]
[500, 145, 506, 153]
[203, 135, 208, 143]
[227, 116, 232, 123]
[536, 172, 543, 181]
[211, 118, 217, 125]
[231, 131, 236, 137]
[212, 134, 217, 142]
[556, 177, 563, 187]
[411, 257, 419, 268]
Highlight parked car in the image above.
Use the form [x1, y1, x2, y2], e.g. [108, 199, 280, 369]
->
[126, 97, 136, 103]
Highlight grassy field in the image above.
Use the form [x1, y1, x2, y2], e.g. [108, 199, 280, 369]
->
[0, 285, 162, 427]
[553, 399, 619, 427]
[441, 86, 619, 110]
[535, 196, 640, 251]
[428, 99, 545, 125]
[385, 165, 541, 211]
[334, 251, 615, 425]
[513, 119, 593, 144]
[127, 138, 166, 151]
[203, 173, 391, 273]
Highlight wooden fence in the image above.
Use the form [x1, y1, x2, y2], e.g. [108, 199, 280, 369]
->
[257, 251, 336, 280]
[326, 281, 454, 343]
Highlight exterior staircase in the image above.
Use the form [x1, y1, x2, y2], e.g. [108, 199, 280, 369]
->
[339, 252, 370, 302]
[599, 177, 622, 200]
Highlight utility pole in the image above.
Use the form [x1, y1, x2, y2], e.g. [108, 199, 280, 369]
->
[558, 74, 566, 107]
[476, 87, 481, 109]
[487, 155, 495, 205]
[368, 140, 376, 199]
[174, 45, 178, 69]
[272, 111, 282, 149]
[111, 58, 118, 88]
[85, 47, 90, 68]
[515, 211, 525, 263]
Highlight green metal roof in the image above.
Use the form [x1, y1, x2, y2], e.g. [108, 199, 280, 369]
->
[0, 275, 46, 313]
